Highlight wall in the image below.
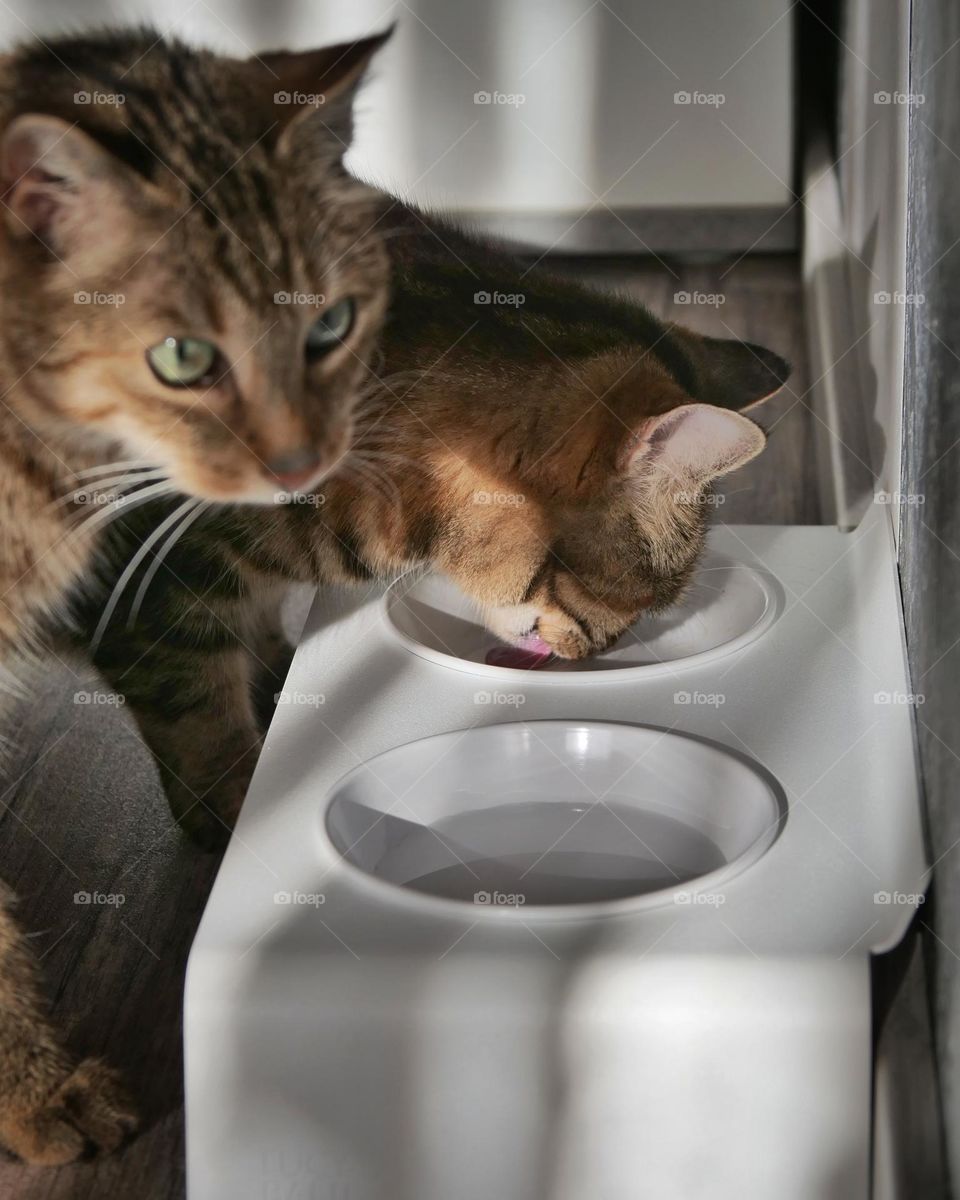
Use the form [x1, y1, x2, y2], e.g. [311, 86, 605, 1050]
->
[0, 1, 794, 249]
[901, 0, 960, 1192]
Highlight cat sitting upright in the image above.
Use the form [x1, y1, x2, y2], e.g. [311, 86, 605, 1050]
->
[0, 27, 391, 1164]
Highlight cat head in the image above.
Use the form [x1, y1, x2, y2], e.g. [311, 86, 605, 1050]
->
[0, 28, 392, 501]
[419, 331, 789, 659]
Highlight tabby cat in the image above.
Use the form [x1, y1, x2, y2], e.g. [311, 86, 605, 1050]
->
[73, 202, 790, 853]
[0, 28, 390, 1164]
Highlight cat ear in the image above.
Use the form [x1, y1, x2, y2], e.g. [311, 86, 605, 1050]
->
[254, 29, 393, 156]
[670, 328, 791, 412]
[0, 114, 143, 251]
[622, 403, 765, 484]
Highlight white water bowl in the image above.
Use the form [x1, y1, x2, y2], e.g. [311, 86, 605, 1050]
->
[383, 553, 781, 684]
[323, 722, 784, 918]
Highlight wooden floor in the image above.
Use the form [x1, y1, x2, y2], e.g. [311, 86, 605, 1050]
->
[0, 253, 816, 1199]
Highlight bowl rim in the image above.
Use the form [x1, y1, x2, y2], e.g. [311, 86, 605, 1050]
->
[381, 553, 783, 685]
[318, 720, 787, 922]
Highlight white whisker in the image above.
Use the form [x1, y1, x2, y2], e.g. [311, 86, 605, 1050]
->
[67, 480, 177, 543]
[90, 497, 199, 652]
[69, 460, 163, 480]
[127, 499, 213, 628]
[53, 470, 168, 510]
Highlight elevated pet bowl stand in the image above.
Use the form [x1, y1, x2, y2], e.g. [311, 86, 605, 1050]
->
[184, 507, 926, 1200]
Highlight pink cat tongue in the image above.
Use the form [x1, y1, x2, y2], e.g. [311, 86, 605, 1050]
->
[485, 639, 554, 670]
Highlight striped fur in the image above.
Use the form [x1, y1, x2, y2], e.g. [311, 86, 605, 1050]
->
[0, 27, 390, 1164]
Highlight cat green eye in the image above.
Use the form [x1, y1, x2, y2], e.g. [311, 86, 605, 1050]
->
[305, 298, 355, 360]
[146, 336, 218, 387]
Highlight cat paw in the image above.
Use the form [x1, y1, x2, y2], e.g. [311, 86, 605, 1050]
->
[1, 1059, 137, 1165]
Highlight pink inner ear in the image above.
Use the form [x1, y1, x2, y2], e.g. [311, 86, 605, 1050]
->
[3, 170, 61, 240]
[0, 116, 125, 248]
[623, 403, 765, 483]
[1, 120, 72, 241]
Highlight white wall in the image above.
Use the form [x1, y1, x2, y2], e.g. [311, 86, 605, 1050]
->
[0, 1, 793, 217]
[838, 0, 911, 514]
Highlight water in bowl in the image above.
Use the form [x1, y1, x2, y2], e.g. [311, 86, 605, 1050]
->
[377, 799, 727, 906]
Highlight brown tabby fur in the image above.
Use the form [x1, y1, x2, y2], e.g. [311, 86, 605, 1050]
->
[72, 203, 790, 859]
[0, 28, 391, 1164]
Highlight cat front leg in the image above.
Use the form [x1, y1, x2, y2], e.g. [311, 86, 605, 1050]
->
[0, 868, 136, 1162]
[0, 905, 137, 1163]
[94, 637, 264, 851]
[0, 630, 137, 1163]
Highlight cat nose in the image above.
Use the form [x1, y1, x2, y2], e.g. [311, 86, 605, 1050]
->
[266, 448, 322, 490]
